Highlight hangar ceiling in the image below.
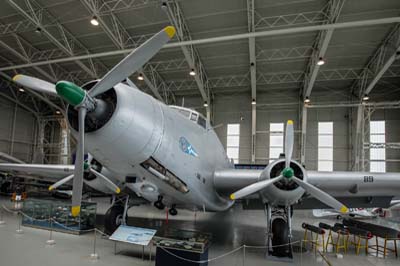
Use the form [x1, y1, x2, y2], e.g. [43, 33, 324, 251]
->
[0, 0, 400, 115]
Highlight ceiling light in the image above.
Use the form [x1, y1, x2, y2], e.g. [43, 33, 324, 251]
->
[317, 57, 325, 66]
[35, 27, 42, 34]
[137, 73, 144, 81]
[90, 16, 99, 26]
[189, 69, 196, 76]
[362, 94, 370, 101]
[18, 88, 24, 92]
[251, 99, 256, 105]
[203, 101, 208, 107]
[56, 110, 61, 115]
[304, 97, 311, 103]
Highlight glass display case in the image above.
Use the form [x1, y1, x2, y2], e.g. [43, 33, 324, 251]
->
[153, 227, 211, 253]
[21, 198, 96, 234]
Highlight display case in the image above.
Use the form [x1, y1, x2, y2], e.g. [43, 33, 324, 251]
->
[21, 198, 96, 234]
[153, 227, 211, 253]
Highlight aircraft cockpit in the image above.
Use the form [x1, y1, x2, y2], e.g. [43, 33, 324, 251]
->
[169, 105, 207, 129]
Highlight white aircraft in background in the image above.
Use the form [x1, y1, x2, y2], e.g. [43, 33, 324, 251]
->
[1, 25, 400, 259]
[312, 208, 378, 219]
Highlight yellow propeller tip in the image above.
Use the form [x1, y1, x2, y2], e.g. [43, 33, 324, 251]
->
[48, 186, 54, 191]
[116, 188, 121, 194]
[164, 26, 176, 38]
[12, 74, 22, 81]
[230, 194, 235, 200]
[287, 120, 293, 125]
[340, 206, 348, 213]
[71, 206, 81, 217]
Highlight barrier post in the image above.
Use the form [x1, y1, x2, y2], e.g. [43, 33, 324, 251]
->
[242, 245, 246, 266]
[46, 218, 56, 245]
[90, 229, 99, 260]
[15, 211, 23, 234]
[0, 208, 5, 225]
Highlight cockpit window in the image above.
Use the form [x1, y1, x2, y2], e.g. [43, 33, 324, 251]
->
[197, 116, 206, 129]
[190, 112, 198, 121]
[178, 109, 190, 118]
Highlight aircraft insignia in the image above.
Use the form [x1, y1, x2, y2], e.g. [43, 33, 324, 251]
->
[179, 137, 198, 157]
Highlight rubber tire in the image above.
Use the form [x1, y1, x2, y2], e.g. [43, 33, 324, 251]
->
[271, 218, 290, 257]
[169, 208, 178, 216]
[154, 201, 165, 210]
[104, 205, 127, 235]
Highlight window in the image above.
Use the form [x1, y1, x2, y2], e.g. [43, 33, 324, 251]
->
[370, 121, 386, 172]
[227, 124, 240, 163]
[318, 122, 333, 171]
[197, 116, 206, 129]
[269, 123, 284, 163]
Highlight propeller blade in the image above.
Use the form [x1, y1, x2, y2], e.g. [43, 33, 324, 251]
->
[13, 74, 57, 96]
[285, 120, 294, 168]
[71, 107, 86, 217]
[89, 168, 121, 194]
[230, 175, 284, 200]
[48, 174, 74, 191]
[89, 26, 176, 97]
[292, 176, 348, 213]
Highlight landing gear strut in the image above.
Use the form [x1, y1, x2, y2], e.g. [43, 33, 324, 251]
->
[266, 205, 293, 259]
[104, 195, 129, 235]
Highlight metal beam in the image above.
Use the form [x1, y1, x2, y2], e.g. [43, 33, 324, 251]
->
[7, 0, 101, 78]
[2, 17, 400, 73]
[247, 0, 257, 163]
[163, 0, 211, 120]
[303, 0, 345, 99]
[361, 24, 400, 97]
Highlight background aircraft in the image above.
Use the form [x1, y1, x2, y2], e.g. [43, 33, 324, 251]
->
[1, 25, 400, 259]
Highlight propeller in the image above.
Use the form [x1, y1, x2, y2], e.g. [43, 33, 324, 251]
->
[89, 26, 175, 97]
[89, 168, 121, 194]
[48, 174, 74, 191]
[230, 120, 349, 214]
[230, 175, 284, 200]
[13, 75, 57, 96]
[13, 26, 176, 216]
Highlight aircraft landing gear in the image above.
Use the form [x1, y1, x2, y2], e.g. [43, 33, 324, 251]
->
[169, 204, 178, 216]
[266, 205, 293, 259]
[104, 195, 129, 235]
[154, 195, 165, 210]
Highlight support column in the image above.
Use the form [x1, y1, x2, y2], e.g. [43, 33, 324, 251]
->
[300, 106, 308, 166]
[9, 103, 18, 156]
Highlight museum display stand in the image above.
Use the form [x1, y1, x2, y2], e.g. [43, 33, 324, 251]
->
[153, 227, 211, 266]
[21, 198, 96, 234]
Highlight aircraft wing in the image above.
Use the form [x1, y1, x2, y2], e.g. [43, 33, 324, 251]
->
[214, 169, 400, 209]
[0, 163, 74, 181]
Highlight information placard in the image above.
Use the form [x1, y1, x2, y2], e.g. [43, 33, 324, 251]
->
[109, 225, 157, 246]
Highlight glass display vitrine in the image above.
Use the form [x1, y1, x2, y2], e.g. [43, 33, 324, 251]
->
[21, 199, 96, 234]
[153, 227, 211, 253]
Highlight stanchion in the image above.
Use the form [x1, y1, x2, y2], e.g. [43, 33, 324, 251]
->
[15, 211, 23, 234]
[0, 208, 5, 225]
[46, 218, 56, 245]
[243, 245, 246, 266]
[90, 229, 99, 260]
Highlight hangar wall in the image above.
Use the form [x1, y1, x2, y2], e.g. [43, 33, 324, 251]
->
[0, 97, 37, 163]
[182, 92, 400, 172]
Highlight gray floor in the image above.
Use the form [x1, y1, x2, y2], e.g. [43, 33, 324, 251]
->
[0, 197, 399, 266]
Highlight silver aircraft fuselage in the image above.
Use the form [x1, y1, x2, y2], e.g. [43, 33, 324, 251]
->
[71, 82, 233, 211]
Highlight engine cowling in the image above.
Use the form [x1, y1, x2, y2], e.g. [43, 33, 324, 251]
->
[259, 159, 307, 206]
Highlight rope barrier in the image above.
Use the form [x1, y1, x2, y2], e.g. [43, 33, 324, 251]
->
[0, 204, 321, 264]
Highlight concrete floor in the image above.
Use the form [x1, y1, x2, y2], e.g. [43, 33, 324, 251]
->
[0, 196, 399, 266]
